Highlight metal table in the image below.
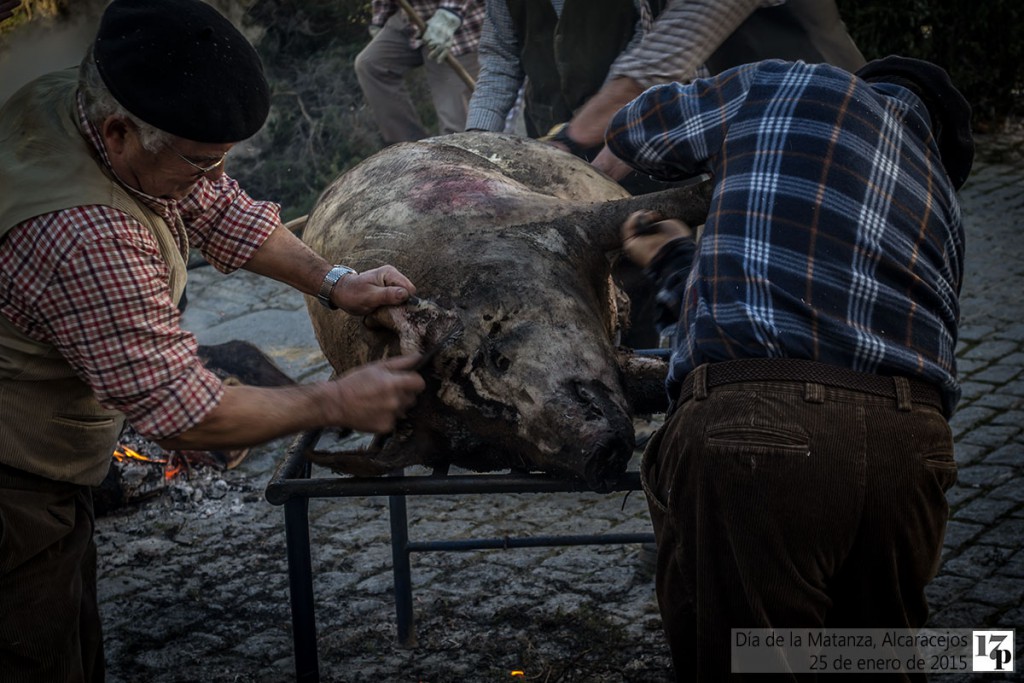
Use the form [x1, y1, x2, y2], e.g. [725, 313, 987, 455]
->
[265, 429, 655, 683]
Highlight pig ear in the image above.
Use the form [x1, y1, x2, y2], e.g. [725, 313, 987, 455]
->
[363, 297, 461, 355]
[616, 349, 671, 415]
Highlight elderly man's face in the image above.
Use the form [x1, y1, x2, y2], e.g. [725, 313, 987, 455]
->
[102, 117, 233, 201]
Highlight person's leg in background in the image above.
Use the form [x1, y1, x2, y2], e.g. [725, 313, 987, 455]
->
[422, 48, 479, 136]
[354, 12, 428, 144]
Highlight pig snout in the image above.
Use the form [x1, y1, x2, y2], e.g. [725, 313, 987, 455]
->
[561, 379, 635, 491]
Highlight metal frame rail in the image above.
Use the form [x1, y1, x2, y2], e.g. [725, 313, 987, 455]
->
[265, 428, 656, 683]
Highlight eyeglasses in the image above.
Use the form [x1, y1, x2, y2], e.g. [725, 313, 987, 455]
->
[170, 146, 228, 174]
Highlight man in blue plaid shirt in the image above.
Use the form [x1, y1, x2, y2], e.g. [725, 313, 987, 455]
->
[602, 57, 974, 679]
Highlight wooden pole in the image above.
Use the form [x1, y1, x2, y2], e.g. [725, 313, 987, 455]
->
[283, 214, 308, 235]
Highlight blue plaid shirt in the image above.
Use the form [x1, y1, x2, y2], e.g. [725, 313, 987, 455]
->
[606, 60, 965, 414]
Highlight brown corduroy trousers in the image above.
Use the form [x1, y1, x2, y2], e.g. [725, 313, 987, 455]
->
[0, 462, 104, 683]
[642, 374, 957, 681]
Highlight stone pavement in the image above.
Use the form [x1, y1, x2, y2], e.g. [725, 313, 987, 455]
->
[94, 131, 1023, 683]
[922, 133, 1024, 680]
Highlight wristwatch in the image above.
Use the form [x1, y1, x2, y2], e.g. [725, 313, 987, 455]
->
[316, 265, 357, 310]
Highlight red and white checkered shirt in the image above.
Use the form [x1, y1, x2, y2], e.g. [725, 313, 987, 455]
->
[0, 94, 280, 440]
[371, 0, 486, 56]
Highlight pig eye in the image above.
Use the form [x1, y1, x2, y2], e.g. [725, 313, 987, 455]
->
[489, 346, 511, 373]
[469, 341, 512, 374]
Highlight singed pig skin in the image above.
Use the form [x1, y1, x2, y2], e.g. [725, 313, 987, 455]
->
[303, 132, 709, 488]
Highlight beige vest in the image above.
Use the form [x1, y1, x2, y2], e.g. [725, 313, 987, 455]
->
[0, 69, 187, 485]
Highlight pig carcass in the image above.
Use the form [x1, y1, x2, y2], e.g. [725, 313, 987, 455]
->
[303, 132, 709, 489]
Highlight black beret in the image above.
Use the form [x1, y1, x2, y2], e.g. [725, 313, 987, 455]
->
[856, 56, 974, 191]
[93, 0, 270, 143]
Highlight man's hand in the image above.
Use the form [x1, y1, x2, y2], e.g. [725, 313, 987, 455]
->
[157, 354, 427, 451]
[566, 76, 645, 148]
[592, 145, 634, 182]
[324, 355, 426, 434]
[368, 23, 382, 38]
[423, 8, 461, 62]
[334, 265, 417, 315]
[0, 0, 22, 22]
[541, 122, 604, 161]
[621, 210, 693, 269]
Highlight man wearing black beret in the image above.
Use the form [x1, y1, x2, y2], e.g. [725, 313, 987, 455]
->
[0, 1, 425, 679]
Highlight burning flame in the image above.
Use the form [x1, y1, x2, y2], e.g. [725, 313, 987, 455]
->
[164, 452, 185, 480]
[112, 444, 163, 464]
[112, 444, 182, 480]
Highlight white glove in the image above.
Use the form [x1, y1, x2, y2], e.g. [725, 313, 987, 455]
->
[422, 8, 461, 62]
[368, 23, 382, 38]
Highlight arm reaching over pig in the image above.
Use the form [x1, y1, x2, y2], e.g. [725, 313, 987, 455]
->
[241, 222, 416, 314]
[592, 145, 637, 183]
[157, 355, 425, 451]
[561, 0, 864, 162]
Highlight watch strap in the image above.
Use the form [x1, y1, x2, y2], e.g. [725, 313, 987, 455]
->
[317, 265, 356, 309]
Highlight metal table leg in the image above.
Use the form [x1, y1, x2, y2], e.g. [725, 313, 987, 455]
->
[388, 494, 417, 647]
[268, 428, 657, 677]
[285, 493, 319, 682]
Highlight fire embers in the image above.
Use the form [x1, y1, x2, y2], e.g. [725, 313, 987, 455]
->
[95, 435, 246, 516]
[112, 443, 185, 480]
[96, 436, 181, 515]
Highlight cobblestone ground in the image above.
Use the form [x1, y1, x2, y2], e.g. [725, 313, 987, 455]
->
[95, 131, 1023, 683]
[922, 132, 1024, 682]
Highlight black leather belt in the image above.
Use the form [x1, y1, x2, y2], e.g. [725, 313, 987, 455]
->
[677, 358, 945, 414]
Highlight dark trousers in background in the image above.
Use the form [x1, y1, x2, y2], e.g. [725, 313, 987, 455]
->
[642, 370, 957, 681]
[0, 462, 104, 683]
[354, 11, 479, 145]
